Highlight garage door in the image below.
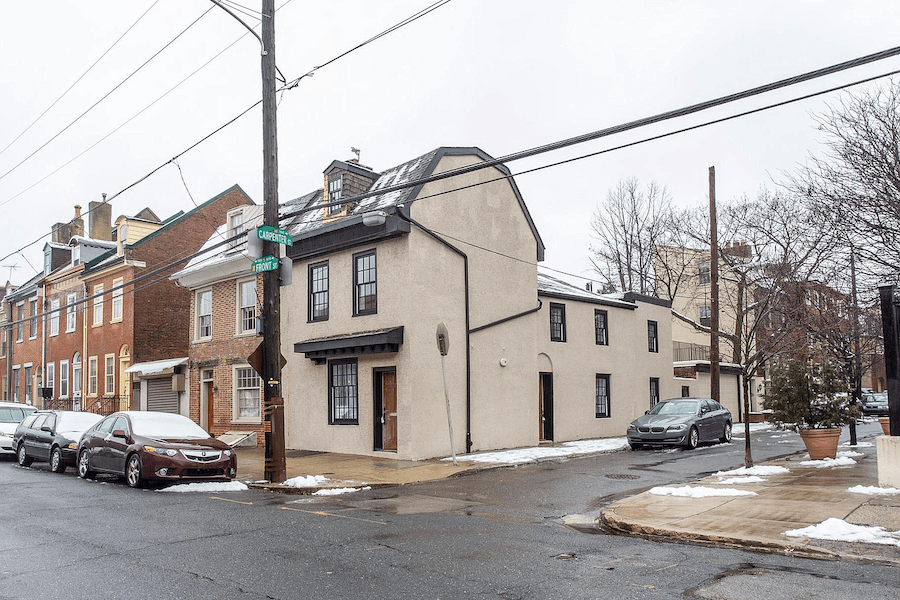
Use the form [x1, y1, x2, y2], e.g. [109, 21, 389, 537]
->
[146, 377, 178, 413]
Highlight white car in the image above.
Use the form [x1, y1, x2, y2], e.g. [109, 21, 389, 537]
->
[0, 402, 37, 455]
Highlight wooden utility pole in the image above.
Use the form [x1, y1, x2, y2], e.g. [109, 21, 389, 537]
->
[709, 166, 720, 404]
[261, 0, 285, 483]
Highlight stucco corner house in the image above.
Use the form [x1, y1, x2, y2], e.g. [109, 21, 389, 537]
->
[274, 146, 676, 461]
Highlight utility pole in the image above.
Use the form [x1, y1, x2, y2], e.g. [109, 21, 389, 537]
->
[261, 0, 286, 483]
[849, 244, 861, 446]
[709, 166, 720, 404]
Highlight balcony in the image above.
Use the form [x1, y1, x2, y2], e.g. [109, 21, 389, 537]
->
[674, 341, 711, 362]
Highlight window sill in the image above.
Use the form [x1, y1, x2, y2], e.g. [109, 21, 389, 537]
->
[234, 330, 257, 338]
[232, 418, 262, 425]
[110, 318, 123, 324]
[193, 337, 213, 344]
[91, 323, 103, 328]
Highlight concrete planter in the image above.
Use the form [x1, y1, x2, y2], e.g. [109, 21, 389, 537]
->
[799, 427, 841, 460]
[879, 416, 891, 436]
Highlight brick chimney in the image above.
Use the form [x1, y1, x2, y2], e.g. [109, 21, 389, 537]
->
[51, 204, 85, 243]
[88, 195, 113, 241]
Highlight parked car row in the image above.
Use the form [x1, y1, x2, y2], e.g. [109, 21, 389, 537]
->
[0, 402, 37, 456]
[12, 409, 237, 488]
[861, 391, 890, 417]
[627, 397, 733, 450]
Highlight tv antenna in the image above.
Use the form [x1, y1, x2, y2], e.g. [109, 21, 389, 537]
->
[1, 263, 19, 280]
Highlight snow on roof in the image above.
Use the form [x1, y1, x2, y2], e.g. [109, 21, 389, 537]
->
[124, 357, 188, 375]
[68, 235, 116, 249]
[537, 273, 635, 308]
[284, 149, 439, 237]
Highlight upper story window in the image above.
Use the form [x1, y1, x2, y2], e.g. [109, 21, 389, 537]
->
[66, 293, 77, 332]
[49, 299, 60, 336]
[72, 245, 81, 266]
[698, 262, 710, 285]
[648, 320, 659, 353]
[550, 303, 566, 342]
[699, 305, 711, 328]
[44, 249, 52, 275]
[197, 290, 212, 339]
[353, 251, 377, 316]
[16, 302, 23, 342]
[308, 261, 329, 322]
[111, 278, 123, 322]
[594, 309, 608, 345]
[93, 285, 104, 326]
[238, 280, 256, 334]
[229, 211, 244, 248]
[29, 299, 38, 339]
[328, 174, 343, 215]
[0, 328, 6, 358]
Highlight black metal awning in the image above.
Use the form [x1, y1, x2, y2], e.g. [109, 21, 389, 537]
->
[293, 327, 404, 365]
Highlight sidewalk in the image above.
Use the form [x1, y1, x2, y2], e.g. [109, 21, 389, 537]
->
[600, 446, 900, 565]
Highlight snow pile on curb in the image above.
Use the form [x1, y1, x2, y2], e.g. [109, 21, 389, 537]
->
[160, 481, 249, 493]
[848, 485, 900, 495]
[283, 474, 329, 488]
[649, 486, 756, 498]
[784, 518, 900, 546]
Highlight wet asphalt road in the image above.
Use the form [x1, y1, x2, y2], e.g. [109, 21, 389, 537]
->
[1, 421, 896, 599]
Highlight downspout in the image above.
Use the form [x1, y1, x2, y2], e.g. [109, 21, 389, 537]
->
[469, 300, 542, 333]
[396, 205, 473, 453]
[40, 288, 47, 409]
[5, 298, 12, 403]
[82, 281, 89, 412]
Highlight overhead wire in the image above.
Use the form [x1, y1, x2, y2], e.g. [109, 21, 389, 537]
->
[0, 0, 162, 161]
[0, 4, 217, 185]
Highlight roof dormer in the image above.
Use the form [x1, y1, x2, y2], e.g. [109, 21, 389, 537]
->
[322, 155, 379, 223]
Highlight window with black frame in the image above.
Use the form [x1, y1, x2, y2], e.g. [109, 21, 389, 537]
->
[308, 261, 329, 322]
[596, 374, 610, 418]
[354, 251, 377, 316]
[650, 377, 660, 408]
[329, 359, 358, 424]
[594, 309, 608, 345]
[550, 303, 566, 342]
[648, 320, 659, 353]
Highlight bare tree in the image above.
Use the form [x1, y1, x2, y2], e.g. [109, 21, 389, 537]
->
[791, 79, 900, 281]
[589, 178, 672, 294]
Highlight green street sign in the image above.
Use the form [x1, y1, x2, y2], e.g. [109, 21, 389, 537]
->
[251, 255, 279, 273]
[257, 225, 293, 246]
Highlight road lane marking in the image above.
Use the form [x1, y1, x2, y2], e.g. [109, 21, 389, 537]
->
[209, 496, 253, 505]
[280, 506, 387, 525]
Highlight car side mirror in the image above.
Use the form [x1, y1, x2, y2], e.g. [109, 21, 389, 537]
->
[644, 410, 650, 415]
[41, 426, 53, 433]
[112, 429, 128, 439]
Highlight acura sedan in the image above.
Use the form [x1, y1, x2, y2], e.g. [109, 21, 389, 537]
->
[77, 411, 237, 488]
[861, 391, 889, 417]
[14, 410, 103, 472]
[627, 397, 732, 450]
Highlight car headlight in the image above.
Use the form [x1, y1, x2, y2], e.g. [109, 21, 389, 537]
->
[667, 424, 687, 431]
[223, 449, 232, 457]
[627, 424, 637, 432]
[67, 442, 77, 450]
[144, 446, 177, 456]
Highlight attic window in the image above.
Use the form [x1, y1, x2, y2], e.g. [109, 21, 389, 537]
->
[44, 249, 52, 275]
[229, 211, 244, 248]
[328, 175, 343, 215]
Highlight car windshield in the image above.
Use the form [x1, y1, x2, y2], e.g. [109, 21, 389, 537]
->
[650, 400, 699, 415]
[866, 392, 888, 403]
[129, 412, 210, 439]
[57, 412, 103, 433]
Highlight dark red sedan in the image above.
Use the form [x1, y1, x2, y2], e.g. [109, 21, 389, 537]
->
[77, 411, 237, 488]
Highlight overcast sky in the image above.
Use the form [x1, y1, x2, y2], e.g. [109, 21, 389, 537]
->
[1, 0, 898, 288]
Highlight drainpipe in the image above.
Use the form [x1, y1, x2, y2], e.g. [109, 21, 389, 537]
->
[40, 289, 47, 409]
[5, 298, 12, 403]
[396, 205, 472, 453]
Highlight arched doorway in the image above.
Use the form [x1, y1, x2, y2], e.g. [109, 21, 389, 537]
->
[118, 346, 130, 411]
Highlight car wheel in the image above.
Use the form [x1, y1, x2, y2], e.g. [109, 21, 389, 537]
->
[78, 450, 95, 479]
[17, 443, 33, 467]
[720, 422, 732, 444]
[126, 454, 144, 489]
[686, 426, 700, 450]
[50, 447, 66, 473]
[629, 442, 643, 450]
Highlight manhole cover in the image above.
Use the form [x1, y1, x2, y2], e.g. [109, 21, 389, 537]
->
[605, 473, 639, 480]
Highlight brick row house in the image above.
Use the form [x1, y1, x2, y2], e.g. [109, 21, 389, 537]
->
[0, 186, 251, 416]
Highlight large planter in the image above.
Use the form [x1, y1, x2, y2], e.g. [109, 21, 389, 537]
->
[799, 427, 841, 460]
[879, 417, 891, 436]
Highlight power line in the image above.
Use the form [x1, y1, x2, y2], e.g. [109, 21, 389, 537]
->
[0, 5, 216, 185]
[0, 0, 161, 161]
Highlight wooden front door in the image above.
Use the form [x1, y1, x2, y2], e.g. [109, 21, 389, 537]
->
[381, 371, 398, 451]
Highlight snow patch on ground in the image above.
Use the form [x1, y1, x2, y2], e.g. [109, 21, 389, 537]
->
[649, 486, 757, 498]
[714, 465, 790, 477]
[717, 476, 766, 485]
[283, 475, 329, 488]
[448, 437, 628, 464]
[160, 481, 249, 493]
[784, 518, 900, 546]
[313, 486, 371, 496]
[848, 485, 900, 495]
[799, 456, 857, 468]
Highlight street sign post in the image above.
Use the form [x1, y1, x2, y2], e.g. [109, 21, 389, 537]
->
[251, 255, 279, 273]
[257, 225, 293, 246]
